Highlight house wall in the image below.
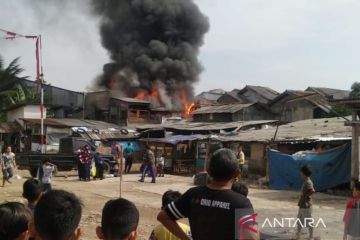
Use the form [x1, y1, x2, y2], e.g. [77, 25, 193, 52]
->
[271, 98, 319, 122]
[248, 143, 266, 176]
[7, 105, 47, 122]
[193, 113, 233, 122]
[85, 92, 110, 121]
[193, 106, 275, 122]
[232, 106, 275, 121]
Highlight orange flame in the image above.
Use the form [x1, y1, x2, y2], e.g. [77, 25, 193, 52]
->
[135, 88, 195, 117]
[185, 103, 195, 115]
[135, 88, 159, 102]
[180, 90, 195, 118]
[135, 91, 147, 100]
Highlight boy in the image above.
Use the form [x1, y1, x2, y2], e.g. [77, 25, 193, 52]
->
[124, 143, 134, 173]
[232, 181, 249, 197]
[0, 202, 32, 240]
[157, 154, 165, 178]
[1, 146, 16, 187]
[150, 190, 191, 240]
[296, 165, 315, 239]
[96, 198, 139, 240]
[34, 190, 82, 240]
[23, 178, 44, 213]
[343, 181, 360, 240]
[41, 159, 56, 192]
[237, 146, 245, 173]
[157, 148, 259, 240]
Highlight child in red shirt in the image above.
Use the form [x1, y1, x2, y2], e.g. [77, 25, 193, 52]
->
[343, 182, 360, 240]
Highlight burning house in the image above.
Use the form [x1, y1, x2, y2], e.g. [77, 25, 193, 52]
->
[90, 0, 209, 117]
[84, 91, 152, 125]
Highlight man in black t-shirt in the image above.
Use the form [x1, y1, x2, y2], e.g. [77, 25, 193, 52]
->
[157, 148, 259, 240]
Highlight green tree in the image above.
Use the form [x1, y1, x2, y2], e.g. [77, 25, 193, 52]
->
[0, 56, 34, 122]
[350, 82, 360, 98]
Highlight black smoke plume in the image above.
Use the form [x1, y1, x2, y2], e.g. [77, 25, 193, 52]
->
[92, 0, 209, 109]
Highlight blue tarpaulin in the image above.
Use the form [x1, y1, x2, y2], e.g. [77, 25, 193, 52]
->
[268, 144, 351, 191]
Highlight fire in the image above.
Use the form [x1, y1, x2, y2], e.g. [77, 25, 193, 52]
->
[134, 88, 195, 118]
[135, 91, 147, 100]
[184, 102, 195, 116]
[181, 90, 195, 118]
[135, 88, 160, 103]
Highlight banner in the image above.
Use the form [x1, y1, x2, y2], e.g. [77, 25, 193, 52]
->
[268, 144, 351, 191]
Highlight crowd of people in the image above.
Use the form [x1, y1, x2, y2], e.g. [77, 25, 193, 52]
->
[1, 145, 360, 239]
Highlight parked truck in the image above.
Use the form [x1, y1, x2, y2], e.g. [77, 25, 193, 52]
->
[17, 137, 119, 177]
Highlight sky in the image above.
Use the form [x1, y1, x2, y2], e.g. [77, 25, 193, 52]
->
[1, 0, 360, 94]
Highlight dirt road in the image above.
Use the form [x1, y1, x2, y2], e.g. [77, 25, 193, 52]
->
[0, 170, 348, 239]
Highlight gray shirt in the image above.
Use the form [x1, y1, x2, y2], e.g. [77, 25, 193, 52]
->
[298, 178, 315, 208]
[1, 152, 15, 169]
[42, 165, 55, 184]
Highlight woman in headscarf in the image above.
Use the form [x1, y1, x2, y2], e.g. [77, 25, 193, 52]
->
[77, 145, 92, 181]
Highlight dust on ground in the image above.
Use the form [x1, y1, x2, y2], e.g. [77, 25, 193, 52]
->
[0, 170, 348, 240]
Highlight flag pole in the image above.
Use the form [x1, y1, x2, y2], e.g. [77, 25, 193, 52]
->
[119, 144, 124, 197]
[36, 35, 45, 153]
[0, 29, 44, 152]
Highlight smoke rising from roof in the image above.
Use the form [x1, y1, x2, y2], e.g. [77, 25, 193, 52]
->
[92, 0, 209, 109]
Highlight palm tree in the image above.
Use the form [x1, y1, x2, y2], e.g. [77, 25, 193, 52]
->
[0, 56, 33, 122]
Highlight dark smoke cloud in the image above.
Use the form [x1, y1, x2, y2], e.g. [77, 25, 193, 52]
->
[92, 0, 209, 109]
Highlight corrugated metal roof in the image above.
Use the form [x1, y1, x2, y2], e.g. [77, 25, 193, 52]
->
[307, 87, 350, 100]
[192, 103, 254, 115]
[242, 85, 279, 100]
[195, 90, 225, 102]
[22, 118, 122, 129]
[219, 91, 244, 102]
[139, 134, 209, 145]
[22, 118, 94, 127]
[218, 117, 351, 143]
[112, 97, 150, 105]
[137, 120, 277, 132]
[76, 131, 137, 140]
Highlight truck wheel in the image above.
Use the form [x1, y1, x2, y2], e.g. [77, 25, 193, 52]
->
[103, 162, 111, 175]
[30, 168, 38, 178]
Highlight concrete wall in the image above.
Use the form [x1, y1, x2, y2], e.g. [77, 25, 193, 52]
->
[7, 105, 47, 122]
